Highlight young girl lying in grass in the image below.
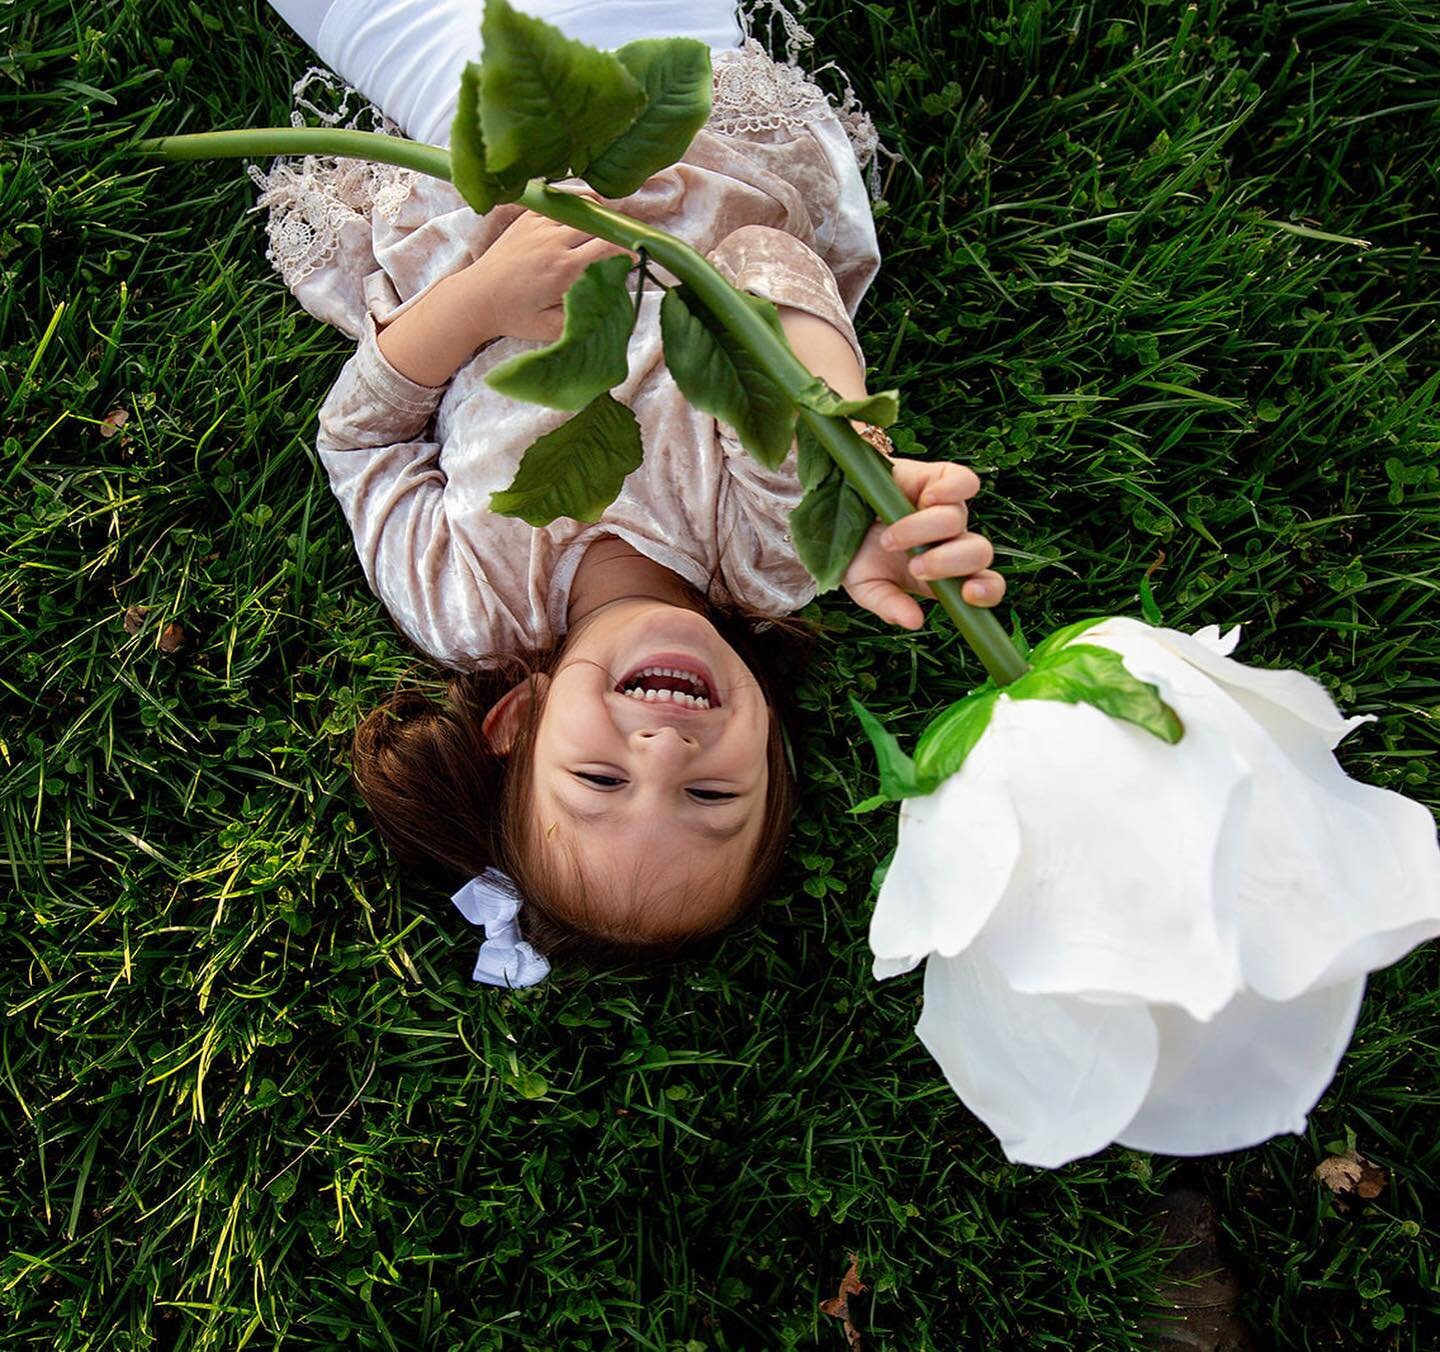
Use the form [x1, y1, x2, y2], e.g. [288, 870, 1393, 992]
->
[261, 0, 1006, 977]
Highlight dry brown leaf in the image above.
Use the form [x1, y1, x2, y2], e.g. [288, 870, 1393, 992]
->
[1315, 1150, 1388, 1207]
[99, 408, 130, 438]
[819, 1255, 866, 1349]
[122, 605, 148, 635]
[158, 622, 187, 655]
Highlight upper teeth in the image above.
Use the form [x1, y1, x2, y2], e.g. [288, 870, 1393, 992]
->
[620, 666, 711, 708]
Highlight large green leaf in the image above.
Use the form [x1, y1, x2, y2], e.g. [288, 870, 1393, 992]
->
[450, 61, 530, 215]
[913, 685, 999, 786]
[659, 284, 797, 469]
[1008, 643, 1184, 743]
[850, 698, 922, 802]
[485, 254, 637, 411]
[584, 39, 713, 198]
[795, 420, 830, 492]
[488, 393, 643, 526]
[788, 465, 873, 593]
[479, 0, 645, 182]
[1027, 614, 1109, 663]
[795, 379, 901, 428]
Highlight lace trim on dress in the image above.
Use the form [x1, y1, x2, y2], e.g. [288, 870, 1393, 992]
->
[250, 1, 897, 291]
[725, 0, 899, 198]
[247, 68, 420, 290]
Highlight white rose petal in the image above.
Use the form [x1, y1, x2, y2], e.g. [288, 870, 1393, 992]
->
[1124, 617, 1368, 750]
[1088, 620, 1440, 1002]
[1116, 978, 1365, 1156]
[1187, 623, 1242, 657]
[872, 956, 920, 980]
[972, 696, 1247, 1021]
[917, 949, 1159, 1169]
[1231, 736, 1440, 998]
[869, 732, 1021, 978]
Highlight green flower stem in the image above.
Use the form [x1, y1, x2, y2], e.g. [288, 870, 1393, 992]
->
[138, 128, 1030, 684]
[137, 128, 454, 181]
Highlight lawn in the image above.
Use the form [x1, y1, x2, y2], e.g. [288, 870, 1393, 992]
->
[3, 0, 1438, 1347]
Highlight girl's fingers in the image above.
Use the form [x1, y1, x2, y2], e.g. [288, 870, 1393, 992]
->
[880, 503, 969, 552]
[907, 532, 995, 582]
[887, 592, 926, 629]
[537, 214, 588, 243]
[554, 241, 634, 286]
[529, 219, 597, 255]
[576, 237, 637, 264]
[961, 569, 1007, 608]
[890, 458, 981, 508]
[847, 576, 925, 630]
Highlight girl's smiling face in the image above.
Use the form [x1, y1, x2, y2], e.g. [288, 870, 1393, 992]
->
[512, 600, 773, 937]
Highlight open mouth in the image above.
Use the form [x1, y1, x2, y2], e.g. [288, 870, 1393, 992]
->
[615, 660, 718, 709]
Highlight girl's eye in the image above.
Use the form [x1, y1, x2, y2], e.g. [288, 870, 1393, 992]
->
[687, 788, 738, 802]
[576, 772, 625, 788]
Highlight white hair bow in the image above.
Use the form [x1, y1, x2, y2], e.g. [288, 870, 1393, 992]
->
[450, 869, 551, 988]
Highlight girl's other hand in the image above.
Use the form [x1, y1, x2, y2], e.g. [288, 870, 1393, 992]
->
[376, 200, 633, 388]
[841, 458, 1006, 630]
[464, 208, 634, 344]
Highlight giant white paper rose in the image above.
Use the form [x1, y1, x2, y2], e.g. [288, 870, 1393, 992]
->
[866, 618, 1440, 1169]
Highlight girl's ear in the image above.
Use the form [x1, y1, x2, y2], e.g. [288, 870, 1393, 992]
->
[482, 673, 551, 755]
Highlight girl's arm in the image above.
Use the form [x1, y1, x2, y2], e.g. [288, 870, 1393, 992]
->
[375, 267, 501, 389]
[775, 304, 870, 405]
[378, 210, 629, 388]
[314, 320, 538, 664]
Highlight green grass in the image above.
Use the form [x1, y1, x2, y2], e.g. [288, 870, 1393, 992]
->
[3, 0, 1438, 1346]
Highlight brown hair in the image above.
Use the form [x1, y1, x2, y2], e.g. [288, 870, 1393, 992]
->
[352, 602, 811, 967]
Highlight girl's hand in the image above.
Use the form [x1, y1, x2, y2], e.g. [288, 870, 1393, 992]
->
[377, 203, 630, 386]
[463, 208, 633, 344]
[841, 458, 1006, 630]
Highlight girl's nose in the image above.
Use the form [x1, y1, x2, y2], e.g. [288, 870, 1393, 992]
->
[633, 726, 699, 752]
